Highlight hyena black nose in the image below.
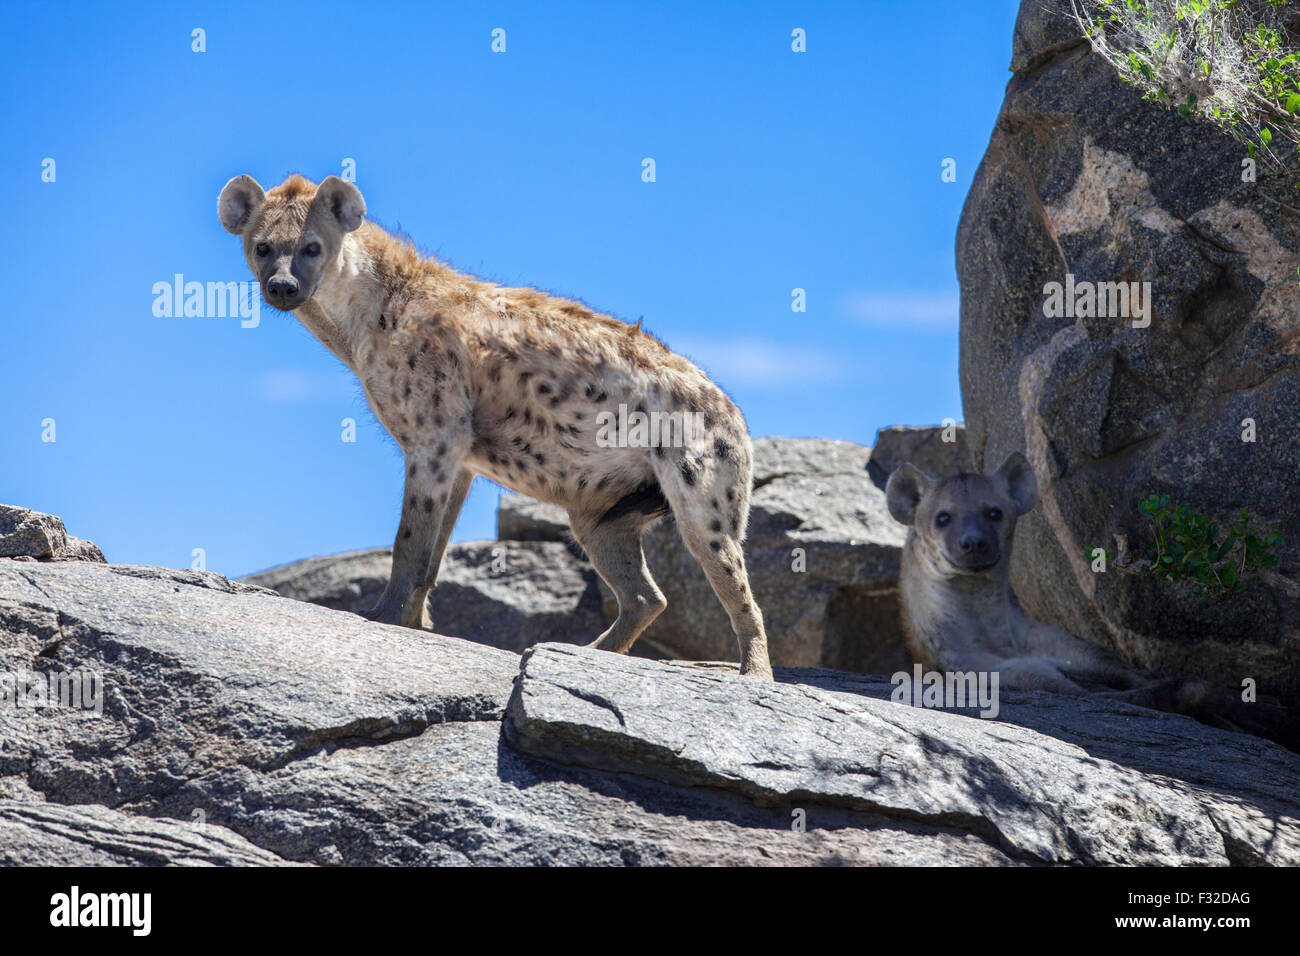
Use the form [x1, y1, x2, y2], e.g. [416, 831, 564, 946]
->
[960, 534, 988, 554]
[267, 275, 299, 299]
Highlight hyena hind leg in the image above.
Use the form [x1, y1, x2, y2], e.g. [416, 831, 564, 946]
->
[656, 464, 773, 680]
[568, 508, 667, 655]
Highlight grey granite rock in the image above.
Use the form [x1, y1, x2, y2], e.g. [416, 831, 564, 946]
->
[253, 439, 911, 673]
[3, 546, 1295, 866]
[958, 0, 1300, 747]
[243, 540, 608, 655]
[0, 800, 293, 866]
[506, 643, 1300, 866]
[866, 424, 971, 490]
[0, 505, 104, 562]
[0, 554, 1004, 865]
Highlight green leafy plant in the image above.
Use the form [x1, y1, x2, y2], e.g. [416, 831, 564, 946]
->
[1073, 0, 1300, 168]
[1092, 494, 1283, 596]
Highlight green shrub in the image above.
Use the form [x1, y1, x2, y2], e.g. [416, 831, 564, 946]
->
[1090, 493, 1283, 596]
[1073, 0, 1300, 167]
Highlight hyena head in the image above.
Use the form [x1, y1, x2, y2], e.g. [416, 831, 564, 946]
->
[217, 173, 366, 312]
[886, 452, 1038, 576]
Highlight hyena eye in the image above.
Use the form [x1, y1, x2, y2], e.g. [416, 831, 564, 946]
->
[935, 511, 951, 528]
[303, 242, 322, 257]
[987, 507, 1003, 522]
[254, 242, 270, 258]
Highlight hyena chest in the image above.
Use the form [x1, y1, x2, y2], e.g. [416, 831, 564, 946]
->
[354, 350, 456, 449]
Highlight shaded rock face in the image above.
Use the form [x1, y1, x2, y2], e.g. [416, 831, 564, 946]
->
[495, 496, 570, 543]
[499, 438, 910, 672]
[958, 0, 1300, 742]
[4, 542, 1298, 866]
[240, 547, 390, 612]
[243, 541, 608, 656]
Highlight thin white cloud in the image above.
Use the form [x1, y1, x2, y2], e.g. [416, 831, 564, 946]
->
[674, 338, 844, 387]
[255, 369, 353, 402]
[842, 291, 959, 329]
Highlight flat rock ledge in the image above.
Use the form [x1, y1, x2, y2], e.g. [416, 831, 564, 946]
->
[507, 644, 1300, 867]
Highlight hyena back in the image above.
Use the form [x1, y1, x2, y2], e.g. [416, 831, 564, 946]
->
[218, 173, 772, 679]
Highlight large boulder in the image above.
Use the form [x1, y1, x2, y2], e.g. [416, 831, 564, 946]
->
[251, 438, 912, 672]
[499, 438, 909, 672]
[4, 536, 1298, 866]
[865, 424, 971, 490]
[957, 0, 1300, 744]
[495, 496, 571, 543]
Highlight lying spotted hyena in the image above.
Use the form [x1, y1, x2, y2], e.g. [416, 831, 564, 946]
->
[218, 173, 773, 679]
[885, 453, 1223, 716]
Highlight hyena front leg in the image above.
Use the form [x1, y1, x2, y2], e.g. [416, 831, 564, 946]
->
[424, 466, 473, 589]
[992, 657, 1087, 694]
[363, 441, 469, 629]
[413, 467, 474, 629]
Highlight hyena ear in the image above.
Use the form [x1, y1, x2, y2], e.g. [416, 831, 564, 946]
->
[992, 451, 1038, 516]
[315, 176, 366, 232]
[886, 463, 933, 526]
[218, 175, 266, 235]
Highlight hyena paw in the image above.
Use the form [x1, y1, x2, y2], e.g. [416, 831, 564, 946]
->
[361, 589, 429, 629]
[739, 658, 775, 681]
[409, 602, 433, 631]
[359, 595, 404, 626]
[585, 632, 637, 654]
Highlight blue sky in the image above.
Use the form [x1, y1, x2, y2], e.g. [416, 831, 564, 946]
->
[0, 0, 1020, 577]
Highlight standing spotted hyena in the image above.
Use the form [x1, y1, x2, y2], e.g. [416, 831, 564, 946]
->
[218, 173, 773, 678]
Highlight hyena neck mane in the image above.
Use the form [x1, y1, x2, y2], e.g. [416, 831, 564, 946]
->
[296, 223, 463, 372]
